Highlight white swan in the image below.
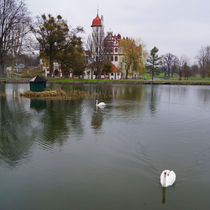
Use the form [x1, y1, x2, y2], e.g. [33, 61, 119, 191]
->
[160, 170, 176, 187]
[96, 100, 106, 107]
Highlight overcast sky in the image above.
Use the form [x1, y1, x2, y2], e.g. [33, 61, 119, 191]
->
[25, 0, 210, 63]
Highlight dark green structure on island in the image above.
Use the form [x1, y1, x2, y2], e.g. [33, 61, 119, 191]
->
[29, 76, 46, 92]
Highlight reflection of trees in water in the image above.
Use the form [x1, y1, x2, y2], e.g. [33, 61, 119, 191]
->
[91, 108, 104, 133]
[41, 100, 83, 145]
[113, 85, 144, 101]
[90, 85, 145, 132]
[50, 84, 145, 104]
[95, 85, 113, 100]
[2, 83, 183, 166]
[50, 84, 161, 119]
[197, 88, 210, 104]
[0, 98, 84, 166]
[113, 85, 144, 114]
[0, 83, 6, 97]
[0, 95, 37, 167]
[141, 85, 159, 116]
[148, 85, 189, 115]
[163, 85, 188, 102]
[150, 85, 158, 115]
[0, 83, 85, 166]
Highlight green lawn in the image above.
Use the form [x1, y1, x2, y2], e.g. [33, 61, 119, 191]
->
[2, 74, 210, 85]
[46, 78, 144, 83]
[145, 73, 210, 81]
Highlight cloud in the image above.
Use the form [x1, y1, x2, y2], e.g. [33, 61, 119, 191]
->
[26, 0, 210, 61]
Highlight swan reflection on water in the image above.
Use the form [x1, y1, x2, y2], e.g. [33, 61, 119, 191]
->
[162, 187, 166, 204]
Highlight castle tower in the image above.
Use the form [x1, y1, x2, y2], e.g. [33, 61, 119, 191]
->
[90, 12, 105, 77]
[91, 13, 104, 49]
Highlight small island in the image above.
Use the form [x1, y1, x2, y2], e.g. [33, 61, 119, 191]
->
[20, 75, 67, 99]
[20, 89, 97, 100]
[20, 75, 94, 100]
[20, 89, 66, 99]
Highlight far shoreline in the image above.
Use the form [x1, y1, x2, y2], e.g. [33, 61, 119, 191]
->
[1, 78, 210, 86]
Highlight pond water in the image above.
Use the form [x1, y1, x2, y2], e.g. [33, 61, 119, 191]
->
[0, 83, 210, 210]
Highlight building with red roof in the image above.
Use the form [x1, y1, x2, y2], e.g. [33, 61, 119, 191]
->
[84, 13, 124, 80]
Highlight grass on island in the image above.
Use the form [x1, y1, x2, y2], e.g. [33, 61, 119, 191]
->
[20, 89, 100, 100]
[20, 89, 66, 98]
[0, 93, 6, 97]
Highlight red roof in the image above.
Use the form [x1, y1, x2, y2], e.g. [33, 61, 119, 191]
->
[91, 15, 102, 27]
[111, 64, 120, 73]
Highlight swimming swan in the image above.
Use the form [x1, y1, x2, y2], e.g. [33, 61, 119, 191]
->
[96, 100, 106, 107]
[160, 170, 176, 187]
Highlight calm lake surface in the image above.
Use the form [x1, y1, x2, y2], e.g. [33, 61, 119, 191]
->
[0, 83, 210, 210]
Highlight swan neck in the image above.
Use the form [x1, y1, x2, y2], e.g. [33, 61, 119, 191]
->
[163, 176, 167, 187]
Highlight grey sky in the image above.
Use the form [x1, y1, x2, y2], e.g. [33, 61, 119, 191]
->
[25, 0, 210, 62]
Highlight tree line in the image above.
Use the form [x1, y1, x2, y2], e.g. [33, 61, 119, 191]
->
[1, 0, 210, 79]
[146, 46, 206, 80]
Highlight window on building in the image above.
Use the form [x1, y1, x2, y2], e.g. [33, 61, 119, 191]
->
[111, 56, 113, 61]
[115, 56, 118, 61]
[115, 48, 118, 53]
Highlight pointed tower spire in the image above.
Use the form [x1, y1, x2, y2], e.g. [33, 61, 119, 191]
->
[91, 10, 102, 27]
[97, 5, 99, 15]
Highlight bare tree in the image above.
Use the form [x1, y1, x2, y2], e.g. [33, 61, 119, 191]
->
[0, 0, 30, 76]
[86, 23, 105, 79]
[10, 17, 31, 69]
[191, 64, 199, 76]
[182, 63, 191, 80]
[162, 53, 178, 78]
[197, 46, 210, 78]
[178, 56, 191, 80]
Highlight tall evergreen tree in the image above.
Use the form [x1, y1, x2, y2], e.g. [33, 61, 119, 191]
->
[146, 47, 162, 80]
[31, 14, 69, 76]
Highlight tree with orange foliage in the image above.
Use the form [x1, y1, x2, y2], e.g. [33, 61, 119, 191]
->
[119, 38, 145, 79]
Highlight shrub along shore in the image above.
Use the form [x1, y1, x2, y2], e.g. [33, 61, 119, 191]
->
[1, 77, 210, 85]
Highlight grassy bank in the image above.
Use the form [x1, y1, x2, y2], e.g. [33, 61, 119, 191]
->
[46, 78, 210, 85]
[2, 75, 210, 85]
